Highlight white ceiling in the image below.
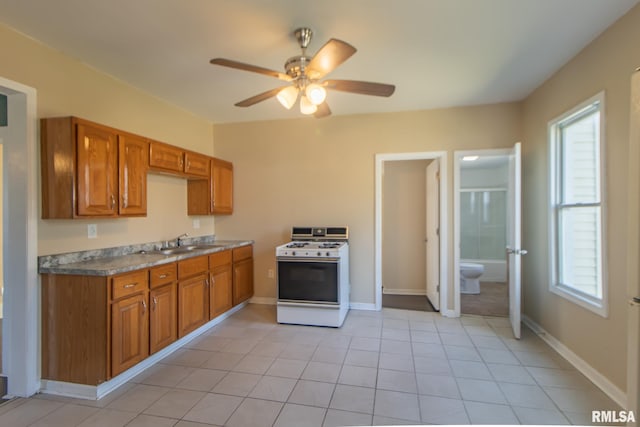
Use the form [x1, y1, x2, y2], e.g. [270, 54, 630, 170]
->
[0, 0, 637, 123]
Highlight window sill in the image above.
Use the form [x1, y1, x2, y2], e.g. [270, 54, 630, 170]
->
[549, 284, 608, 318]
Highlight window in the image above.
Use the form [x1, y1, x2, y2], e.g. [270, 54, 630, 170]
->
[549, 92, 607, 316]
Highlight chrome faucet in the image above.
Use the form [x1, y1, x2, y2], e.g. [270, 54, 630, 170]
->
[174, 233, 188, 247]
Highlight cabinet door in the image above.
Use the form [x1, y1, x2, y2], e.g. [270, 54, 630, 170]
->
[184, 152, 210, 177]
[76, 122, 119, 216]
[210, 265, 232, 319]
[119, 134, 148, 216]
[111, 292, 149, 376]
[233, 258, 253, 306]
[150, 283, 177, 354]
[178, 274, 209, 337]
[149, 141, 184, 173]
[212, 158, 233, 214]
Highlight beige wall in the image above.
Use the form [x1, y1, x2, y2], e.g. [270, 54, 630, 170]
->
[214, 104, 522, 306]
[382, 159, 431, 295]
[0, 24, 216, 255]
[522, 4, 640, 392]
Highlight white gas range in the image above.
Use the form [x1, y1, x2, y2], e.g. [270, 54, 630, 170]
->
[276, 226, 350, 327]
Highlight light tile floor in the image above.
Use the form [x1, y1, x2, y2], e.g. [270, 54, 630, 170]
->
[0, 304, 623, 426]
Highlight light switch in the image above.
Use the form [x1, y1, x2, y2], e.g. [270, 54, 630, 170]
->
[88, 224, 97, 239]
[193, 219, 200, 229]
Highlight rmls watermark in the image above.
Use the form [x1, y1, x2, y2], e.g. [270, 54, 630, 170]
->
[592, 410, 636, 423]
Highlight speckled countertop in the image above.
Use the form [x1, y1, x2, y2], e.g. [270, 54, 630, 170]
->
[38, 236, 253, 276]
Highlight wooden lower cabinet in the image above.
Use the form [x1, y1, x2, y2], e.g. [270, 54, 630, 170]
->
[150, 283, 178, 354]
[111, 292, 149, 376]
[210, 250, 233, 319]
[177, 256, 210, 337]
[41, 249, 253, 387]
[232, 245, 254, 306]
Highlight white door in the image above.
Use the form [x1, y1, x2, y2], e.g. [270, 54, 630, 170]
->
[507, 142, 525, 339]
[627, 69, 640, 420]
[426, 160, 440, 310]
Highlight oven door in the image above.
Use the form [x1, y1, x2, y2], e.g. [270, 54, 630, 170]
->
[277, 257, 340, 304]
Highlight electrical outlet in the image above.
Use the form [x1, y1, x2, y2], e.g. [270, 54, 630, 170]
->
[87, 224, 97, 239]
[268, 269, 274, 279]
[192, 219, 200, 229]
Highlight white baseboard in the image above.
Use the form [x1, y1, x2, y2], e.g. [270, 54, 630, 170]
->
[522, 315, 627, 408]
[382, 288, 426, 296]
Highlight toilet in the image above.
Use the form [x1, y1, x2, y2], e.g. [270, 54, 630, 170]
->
[460, 262, 484, 294]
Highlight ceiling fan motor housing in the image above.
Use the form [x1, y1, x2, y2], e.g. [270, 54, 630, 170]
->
[284, 55, 312, 80]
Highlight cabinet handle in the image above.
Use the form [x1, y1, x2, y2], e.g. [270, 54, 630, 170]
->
[211, 277, 215, 284]
[180, 157, 184, 168]
[141, 299, 147, 314]
[110, 194, 116, 210]
[158, 274, 168, 279]
[152, 296, 158, 311]
[205, 278, 209, 288]
[122, 194, 128, 209]
[187, 160, 191, 169]
[123, 282, 137, 289]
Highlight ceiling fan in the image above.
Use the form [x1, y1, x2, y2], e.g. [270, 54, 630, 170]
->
[210, 27, 396, 118]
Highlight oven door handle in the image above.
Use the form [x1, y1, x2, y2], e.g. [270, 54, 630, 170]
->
[277, 257, 340, 263]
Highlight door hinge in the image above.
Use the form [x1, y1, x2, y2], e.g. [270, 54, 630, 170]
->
[437, 285, 440, 292]
[436, 171, 440, 180]
[436, 227, 440, 236]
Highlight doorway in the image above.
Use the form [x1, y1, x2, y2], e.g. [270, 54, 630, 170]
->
[380, 159, 435, 312]
[374, 151, 449, 314]
[0, 77, 39, 398]
[454, 144, 524, 338]
[457, 153, 510, 317]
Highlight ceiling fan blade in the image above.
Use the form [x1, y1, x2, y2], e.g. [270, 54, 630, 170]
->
[235, 86, 288, 107]
[306, 39, 357, 79]
[324, 79, 395, 97]
[210, 58, 291, 82]
[313, 102, 332, 118]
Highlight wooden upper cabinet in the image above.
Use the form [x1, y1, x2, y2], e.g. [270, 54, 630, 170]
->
[187, 158, 234, 216]
[76, 122, 119, 216]
[41, 116, 233, 219]
[118, 134, 148, 216]
[184, 151, 210, 177]
[41, 117, 149, 218]
[212, 158, 233, 214]
[149, 141, 184, 174]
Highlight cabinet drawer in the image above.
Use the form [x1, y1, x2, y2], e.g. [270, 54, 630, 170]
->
[178, 255, 209, 279]
[232, 245, 252, 262]
[210, 250, 232, 269]
[150, 263, 177, 288]
[112, 270, 148, 300]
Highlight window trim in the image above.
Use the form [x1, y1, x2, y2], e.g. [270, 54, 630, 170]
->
[548, 91, 608, 317]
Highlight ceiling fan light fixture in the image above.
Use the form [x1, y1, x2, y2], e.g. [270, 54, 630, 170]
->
[305, 83, 326, 105]
[300, 94, 318, 115]
[276, 86, 299, 109]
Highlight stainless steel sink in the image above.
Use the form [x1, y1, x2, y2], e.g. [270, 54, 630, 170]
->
[155, 245, 199, 255]
[152, 244, 227, 255]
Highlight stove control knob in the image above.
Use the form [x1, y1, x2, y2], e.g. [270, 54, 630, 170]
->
[292, 251, 296, 256]
[326, 252, 331, 256]
[317, 252, 321, 256]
